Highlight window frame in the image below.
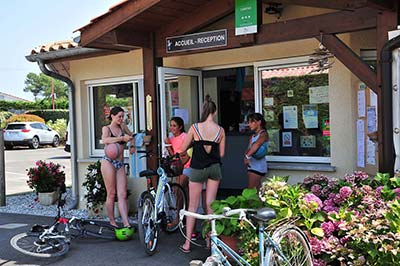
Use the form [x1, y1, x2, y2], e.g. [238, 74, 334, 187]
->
[87, 76, 144, 157]
[254, 56, 331, 164]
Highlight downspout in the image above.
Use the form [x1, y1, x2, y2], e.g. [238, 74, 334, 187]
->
[37, 60, 79, 209]
[380, 34, 400, 176]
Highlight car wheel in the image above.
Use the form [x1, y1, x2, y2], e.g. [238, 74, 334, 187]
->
[5, 144, 13, 150]
[29, 136, 39, 149]
[52, 136, 60, 147]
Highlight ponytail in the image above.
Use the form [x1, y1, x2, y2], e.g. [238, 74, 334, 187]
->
[200, 95, 217, 122]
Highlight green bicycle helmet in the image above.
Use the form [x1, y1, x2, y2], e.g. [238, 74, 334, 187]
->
[115, 226, 134, 241]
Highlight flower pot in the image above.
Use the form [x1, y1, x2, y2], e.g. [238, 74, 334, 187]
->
[38, 191, 58, 206]
[220, 235, 240, 260]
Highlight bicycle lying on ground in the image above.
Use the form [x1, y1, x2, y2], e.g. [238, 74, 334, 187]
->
[137, 152, 187, 255]
[180, 207, 313, 266]
[10, 185, 117, 258]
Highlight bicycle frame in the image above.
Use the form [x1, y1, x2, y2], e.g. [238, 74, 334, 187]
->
[180, 209, 295, 266]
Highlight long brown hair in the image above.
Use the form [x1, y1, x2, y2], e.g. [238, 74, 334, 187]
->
[200, 95, 217, 122]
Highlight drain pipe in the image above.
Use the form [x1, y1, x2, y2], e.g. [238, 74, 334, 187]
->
[380, 34, 400, 176]
[37, 60, 79, 209]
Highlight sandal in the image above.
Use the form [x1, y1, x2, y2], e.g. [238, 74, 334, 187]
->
[179, 245, 191, 254]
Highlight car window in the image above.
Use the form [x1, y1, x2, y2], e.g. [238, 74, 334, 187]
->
[41, 124, 50, 130]
[30, 123, 41, 129]
[6, 124, 26, 130]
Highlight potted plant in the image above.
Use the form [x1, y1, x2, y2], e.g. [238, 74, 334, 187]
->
[26, 160, 66, 205]
[203, 188, 262, 253]
[83, 160, 131, 217]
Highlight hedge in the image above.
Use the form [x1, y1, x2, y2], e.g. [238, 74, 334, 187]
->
[26, 110, 69, 122]
[6, 114, 45, 124]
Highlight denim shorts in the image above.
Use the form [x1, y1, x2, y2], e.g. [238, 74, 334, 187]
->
[187, 163, 222, 183]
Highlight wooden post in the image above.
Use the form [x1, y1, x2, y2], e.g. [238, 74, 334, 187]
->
[0, 131, 6, 206]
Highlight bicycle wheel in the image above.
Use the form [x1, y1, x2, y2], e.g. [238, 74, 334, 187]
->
[80, 220, 116, 240]
[164, 183, 187, 233]
[10, 232, 69, 258]
[265, 225, 313, 266]
[138, 192, 159, 255]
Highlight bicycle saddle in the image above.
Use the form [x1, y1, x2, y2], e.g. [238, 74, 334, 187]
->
[249, 208, 276, 222]
[139, 169, 158, 177]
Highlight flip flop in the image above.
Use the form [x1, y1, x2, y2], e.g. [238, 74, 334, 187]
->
[179, 245, 191, 254]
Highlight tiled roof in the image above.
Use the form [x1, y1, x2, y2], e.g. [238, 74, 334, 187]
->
[261, 65, 328, 78]
[75, 0, 129, 32]
[30, 40, 78, 55]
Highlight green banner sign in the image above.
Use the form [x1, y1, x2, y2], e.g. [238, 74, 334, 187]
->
[235, 0, 258, 36]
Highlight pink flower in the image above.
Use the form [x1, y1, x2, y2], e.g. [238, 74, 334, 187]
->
[304, 193, 323, 211]
[339, 186, 352, 199]
[321, 221, 336, 237]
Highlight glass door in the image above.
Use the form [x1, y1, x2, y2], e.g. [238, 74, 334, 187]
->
[158, 67, 203, 153]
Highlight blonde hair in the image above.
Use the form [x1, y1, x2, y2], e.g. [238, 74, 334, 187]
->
[200, 95, 217, 122]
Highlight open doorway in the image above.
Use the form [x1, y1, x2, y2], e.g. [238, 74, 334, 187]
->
[203, 66, 255, 189]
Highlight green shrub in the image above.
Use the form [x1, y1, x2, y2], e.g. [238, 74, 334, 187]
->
[0, 111, 13, 129]
[0, 100, 39, 111]
[26, 109, 69, 123]
[6, 114, 45, 124]
[46, 119, 67, 143]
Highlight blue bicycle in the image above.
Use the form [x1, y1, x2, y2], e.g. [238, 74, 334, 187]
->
[180, 207, 313, 266]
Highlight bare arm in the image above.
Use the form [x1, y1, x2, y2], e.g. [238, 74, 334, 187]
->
[219, 128, 226, 158]
[181, 126, 194, 152]
[245, 131, 268, 157]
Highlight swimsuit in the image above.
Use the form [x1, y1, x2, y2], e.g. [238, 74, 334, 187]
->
[247, 130, 267, 176]
[102, 156, 124, 170]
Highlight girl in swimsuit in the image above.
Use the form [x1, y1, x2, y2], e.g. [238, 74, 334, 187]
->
[101, 106, 135, 229]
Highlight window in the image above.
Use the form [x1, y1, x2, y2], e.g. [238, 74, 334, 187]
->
[88, 78, 142, 157]
[257, 59, 330, 163]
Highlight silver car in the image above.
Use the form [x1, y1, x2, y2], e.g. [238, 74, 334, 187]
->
[3, 122, 60, 149]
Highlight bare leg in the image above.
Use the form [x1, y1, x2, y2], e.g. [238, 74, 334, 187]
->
[182, 181, 202, 251]
[205, 179, 220, 215]
[116, 167, 130, 227]
[248, 171, 262, 191]
[101, 160, 117, 226]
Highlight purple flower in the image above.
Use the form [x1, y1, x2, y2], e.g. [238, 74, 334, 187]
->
[304, 193, 323, 211]
[394, 188, 400, 198]
[339, 186, 352, 199]
[321, 221, 336, 237]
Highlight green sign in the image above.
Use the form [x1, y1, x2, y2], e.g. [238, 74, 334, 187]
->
[235, 0, 258, 36]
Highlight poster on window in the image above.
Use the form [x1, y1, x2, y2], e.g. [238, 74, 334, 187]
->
[367, 106, 377, 133]
[283, 106, 298, 129]
[302, 104, 318, 129]
[282, 132, 292, 147]
[358, 89, 366, 118]
[357, 119, 365, 167]
[264, 110, 274, 122]
[300, 135, 316, 148]
[309, 86, 329, 104]
[267, 128, 280, 152]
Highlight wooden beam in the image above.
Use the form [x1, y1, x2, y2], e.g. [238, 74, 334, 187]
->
[80, 0, 161, 46]
[321, 34, 377, 92]
[376, 9, 398, 174]
[262, 0, 395, 10]
[115, 29, 151, 48]
[256, 7, 378, 44]
[156, 0, 234, 44]
[142, 33, 158, 171]
[157, 7, 378, 57]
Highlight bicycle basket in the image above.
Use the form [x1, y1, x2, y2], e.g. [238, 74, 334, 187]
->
[161, 155, 183, 177]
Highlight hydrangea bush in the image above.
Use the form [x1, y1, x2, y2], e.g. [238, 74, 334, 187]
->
[249, 172, 400, 266]
[82, 161, 106, 214]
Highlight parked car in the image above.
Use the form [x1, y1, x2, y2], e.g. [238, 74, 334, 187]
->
[3, 122, 60, 149]
[64, 121, 70, 152]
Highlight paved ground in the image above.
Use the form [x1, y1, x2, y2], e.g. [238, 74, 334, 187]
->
[0, 212, 209, 266]
[4, 146, 71, 195]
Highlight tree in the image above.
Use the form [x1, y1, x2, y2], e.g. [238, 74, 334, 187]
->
[24, 72, 68, 100]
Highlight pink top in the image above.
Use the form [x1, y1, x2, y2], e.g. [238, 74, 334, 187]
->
[169, 132, 191, 168]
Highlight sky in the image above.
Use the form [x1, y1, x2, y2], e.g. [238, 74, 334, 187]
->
[0, 0, 120, 101]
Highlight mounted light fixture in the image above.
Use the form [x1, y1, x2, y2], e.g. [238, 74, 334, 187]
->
[265, 3, 283, 18]
[309, 32, 334, 73]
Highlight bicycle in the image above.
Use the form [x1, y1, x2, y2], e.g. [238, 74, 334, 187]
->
[10, 185, 116, 258]
[137, 152, 187, 255]
[180, 207, 313, 266]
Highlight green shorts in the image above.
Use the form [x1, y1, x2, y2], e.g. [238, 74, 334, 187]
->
[188, 163, 222, 183]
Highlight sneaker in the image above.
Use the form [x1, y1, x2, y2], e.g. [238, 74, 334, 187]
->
[191, 232, 199, 241]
